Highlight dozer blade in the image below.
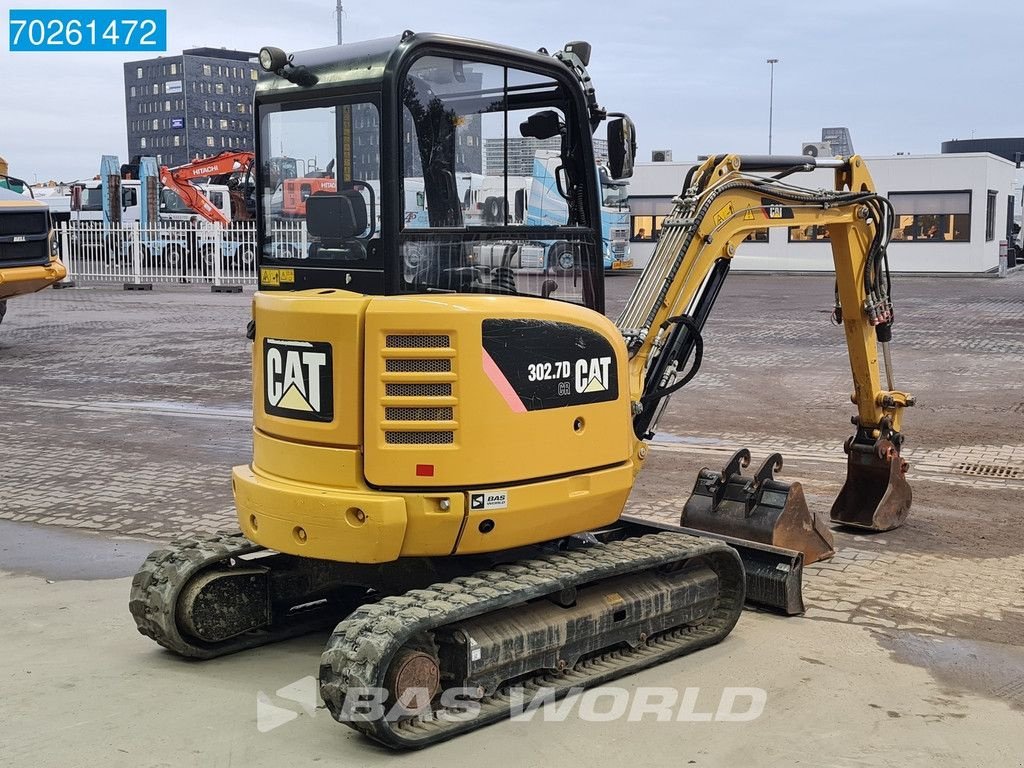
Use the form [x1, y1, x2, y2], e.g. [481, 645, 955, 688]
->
[617, 515, 807, 615]
[830, 438, 912, 531]
[681, 449, 835, 564]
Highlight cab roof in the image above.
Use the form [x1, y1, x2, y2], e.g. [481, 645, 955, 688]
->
[254, 31, 573, 99]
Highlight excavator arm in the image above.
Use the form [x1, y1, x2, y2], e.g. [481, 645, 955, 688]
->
[619, 153, 914, 532]
[158, 151, 254, 226]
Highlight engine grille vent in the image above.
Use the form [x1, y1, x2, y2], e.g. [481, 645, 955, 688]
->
[382, 332, 456, 447]
[385, 431, 455, 445]
[386, 358, 452, 373]
[386, 382, 452, 398]
[386, 334, 451, 349]
[385, 406, 453, 421]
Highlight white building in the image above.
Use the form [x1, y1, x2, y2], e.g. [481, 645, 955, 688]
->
[626, 153, 1019, 273]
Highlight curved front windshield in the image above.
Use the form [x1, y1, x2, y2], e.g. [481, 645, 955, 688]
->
[259, 99, 382, 265]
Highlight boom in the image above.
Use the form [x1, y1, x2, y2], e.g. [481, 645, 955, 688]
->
[619, 153, 914, 530]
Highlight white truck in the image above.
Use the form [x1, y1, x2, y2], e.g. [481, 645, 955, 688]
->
[56, 178, 257, 270]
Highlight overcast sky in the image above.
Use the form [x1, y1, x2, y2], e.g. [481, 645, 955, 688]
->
[2, 0, 1021, 182]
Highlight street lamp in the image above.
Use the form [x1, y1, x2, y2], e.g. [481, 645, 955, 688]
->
[767, 58, 779, 154]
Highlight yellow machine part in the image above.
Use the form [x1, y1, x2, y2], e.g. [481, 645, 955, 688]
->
[0, 261, 66, 300]
[235, 289, 636, 563]
[0, 198, 65, 300]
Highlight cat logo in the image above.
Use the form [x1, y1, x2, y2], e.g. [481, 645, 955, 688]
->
[264, 339, 333, 422]
[575, 356, 612, 394]
[760, 197, 793, 220]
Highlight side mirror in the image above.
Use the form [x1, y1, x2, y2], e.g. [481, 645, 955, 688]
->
[607, 115, 637, 180]
[520, 110, 563, 140]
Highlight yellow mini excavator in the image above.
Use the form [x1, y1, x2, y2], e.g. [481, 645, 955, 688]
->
[131, 32, 914, 748]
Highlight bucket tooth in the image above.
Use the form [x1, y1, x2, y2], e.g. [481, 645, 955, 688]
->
[830, 438, 911, 531]
[681, 449, 835, 564]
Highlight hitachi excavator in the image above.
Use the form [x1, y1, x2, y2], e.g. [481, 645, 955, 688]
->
[159, 151, 256, 226]
[130, 32, 914, 748]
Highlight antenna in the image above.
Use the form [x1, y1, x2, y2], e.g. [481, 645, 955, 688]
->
[335, 1, 344, 44]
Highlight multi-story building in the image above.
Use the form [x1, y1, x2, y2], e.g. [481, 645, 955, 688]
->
[484, 137, 608, 176]
[123, 47, 258, 168]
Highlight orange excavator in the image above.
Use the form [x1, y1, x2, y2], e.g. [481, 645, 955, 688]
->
[159, 151, 255, 226]
[280, 159, 337, 218]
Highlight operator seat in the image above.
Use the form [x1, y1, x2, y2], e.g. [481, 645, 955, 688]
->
[306, 191, 368, 261]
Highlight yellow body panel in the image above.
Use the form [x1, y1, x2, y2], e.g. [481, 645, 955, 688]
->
[454, 461, 634, 554]
[0, 198, 64, 301]
[237, 290, 637, 563]
[362, 294, 633, 487]
[251, 289, 369, 447]
[0, 261, 66, 300]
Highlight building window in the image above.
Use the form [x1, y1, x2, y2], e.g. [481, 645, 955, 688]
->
[137, 67, 143, 79]
[986, 190, 997, 242]
[215, 83, 224, 95]
[207, 136, 215, 147]
[152, 118, 159, 130]
[164, 100, 171, 111]
[174, 136, 180, 147]
[170, 63, 177, 75]
[630, 215, 666, 241]
[203, 64, 212, 76]
[130, 86, 136, 97]
[220, 118, 228, 130]
[237, 103, 246, 114]
[789, 225, 831, 242]
[140, 137, 146, 148]
[251, 69, 258, 80]
[889, 190, 971, 242]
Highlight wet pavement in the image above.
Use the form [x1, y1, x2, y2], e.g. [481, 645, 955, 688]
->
[2, 273, 1024, 723]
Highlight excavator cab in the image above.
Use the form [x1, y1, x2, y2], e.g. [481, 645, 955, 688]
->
[254, 32, 621, 308]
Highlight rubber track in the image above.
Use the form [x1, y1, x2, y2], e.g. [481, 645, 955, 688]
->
[319, 531, 744, 749]
[129, 531, 286, 659]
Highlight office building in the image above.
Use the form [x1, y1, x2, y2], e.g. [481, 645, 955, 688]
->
[124, 47, 258, 168]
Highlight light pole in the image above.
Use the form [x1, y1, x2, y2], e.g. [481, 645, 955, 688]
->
[767, 58, 779, 154]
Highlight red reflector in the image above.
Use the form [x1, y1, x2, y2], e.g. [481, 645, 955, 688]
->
[416, 464, 435, 477]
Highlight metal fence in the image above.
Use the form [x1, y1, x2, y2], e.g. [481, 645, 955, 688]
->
[55, 220, 590, 304]
[57, 220, 307, 288]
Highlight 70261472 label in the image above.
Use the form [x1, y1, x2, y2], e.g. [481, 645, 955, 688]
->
[8, 9, 167, 52]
